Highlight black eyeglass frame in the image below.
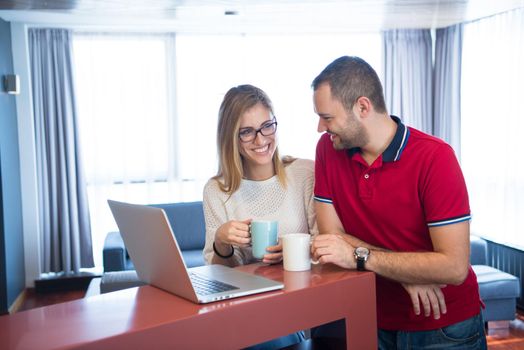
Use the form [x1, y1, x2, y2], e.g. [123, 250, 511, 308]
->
[238, 117, 278, 143]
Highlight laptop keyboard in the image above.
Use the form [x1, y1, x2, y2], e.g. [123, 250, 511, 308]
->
[189, 272, 239, 296]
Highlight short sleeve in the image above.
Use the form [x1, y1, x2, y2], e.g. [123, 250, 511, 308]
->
[423, 144, 471, 227]
[314, 134, 333, 204]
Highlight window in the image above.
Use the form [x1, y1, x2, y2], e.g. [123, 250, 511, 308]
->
[73, 32, 381, 268]
[461, 8, 524, 248]
[74, 34, 173, 184]
[73, 34, 182, 270]
[175, 33, 382, 179]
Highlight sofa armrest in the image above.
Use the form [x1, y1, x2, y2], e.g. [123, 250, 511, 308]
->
[470, 235, 488, 266]
[100, 271, 146, 294]
[103, 231, 128, 272]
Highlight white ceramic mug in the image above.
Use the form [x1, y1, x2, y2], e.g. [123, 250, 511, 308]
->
[282, 233, 317, 271]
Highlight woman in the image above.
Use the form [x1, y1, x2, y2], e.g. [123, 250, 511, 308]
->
[202, 84, 316, 349]
[203, 84, 317, 266]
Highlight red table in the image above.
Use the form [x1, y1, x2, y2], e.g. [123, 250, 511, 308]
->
[0, 263, 377, 349]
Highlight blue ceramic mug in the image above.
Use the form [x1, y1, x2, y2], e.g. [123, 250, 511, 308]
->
[250, 220, 278, 259]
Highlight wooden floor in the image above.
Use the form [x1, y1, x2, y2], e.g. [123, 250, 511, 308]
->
[487, 313, 524, 350]
[17, 288, 86, 312]
[14, 288, 524, 349]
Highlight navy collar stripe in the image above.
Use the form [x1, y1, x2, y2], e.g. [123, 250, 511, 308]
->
[394, 127, 410, 161]
[382, 115, 409, 162]
[346, 115, 409, 162]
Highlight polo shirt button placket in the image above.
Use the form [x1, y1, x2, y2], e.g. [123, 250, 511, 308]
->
[359, 171, 373, 199]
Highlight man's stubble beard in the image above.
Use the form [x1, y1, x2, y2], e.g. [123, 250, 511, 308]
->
[332, 114, 368, 150]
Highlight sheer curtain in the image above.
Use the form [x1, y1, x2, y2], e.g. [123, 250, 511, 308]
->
[382, 29, 433, 133]
[461, 8, 524, 248]
[175, 32, 382, 177]
[433, 24, 463, 157]
[28, 28, 94, 273]
[73, 33, 186, 268]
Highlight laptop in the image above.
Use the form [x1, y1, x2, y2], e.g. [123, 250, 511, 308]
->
[107, 200, 284, 303]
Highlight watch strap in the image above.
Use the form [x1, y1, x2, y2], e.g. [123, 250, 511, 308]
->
[356, 257, 366, 271]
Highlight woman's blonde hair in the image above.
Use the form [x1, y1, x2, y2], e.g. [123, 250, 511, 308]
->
[213, 84, 292, 194]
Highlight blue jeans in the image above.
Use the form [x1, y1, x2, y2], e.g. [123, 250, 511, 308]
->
[244, 331, 305, 350]
[378, 313, 487, 350]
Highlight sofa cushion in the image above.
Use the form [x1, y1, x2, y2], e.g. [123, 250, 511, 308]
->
[473, 265, 521, 300]
[150, 202, 205, 250]
[182, 249, 206, 268]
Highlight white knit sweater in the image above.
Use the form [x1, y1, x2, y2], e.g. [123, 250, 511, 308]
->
[203, 158, 317, 265]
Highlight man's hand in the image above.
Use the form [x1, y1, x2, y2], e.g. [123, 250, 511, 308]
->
[402, 283, 447, 319]
[311, 233, 356, 269]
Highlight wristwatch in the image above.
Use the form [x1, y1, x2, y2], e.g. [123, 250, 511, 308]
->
[354, 247, 370, 271]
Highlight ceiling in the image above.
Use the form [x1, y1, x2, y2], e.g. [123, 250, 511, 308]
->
[0, 0, 523, 33]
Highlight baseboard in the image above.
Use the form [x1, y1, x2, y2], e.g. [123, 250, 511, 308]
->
[8, 289, 27, 314]
[35, 271, 101, 293]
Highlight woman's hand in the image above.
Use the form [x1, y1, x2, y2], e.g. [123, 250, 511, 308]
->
[263, 242, 283, 264]
[215, 218, 252, 247]
[402, 283, 447, 319]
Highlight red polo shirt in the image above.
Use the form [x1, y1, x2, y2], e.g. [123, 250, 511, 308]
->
[314, 116, 481, 331]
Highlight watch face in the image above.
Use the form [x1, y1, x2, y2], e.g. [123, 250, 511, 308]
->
[355, 247, 369, 258]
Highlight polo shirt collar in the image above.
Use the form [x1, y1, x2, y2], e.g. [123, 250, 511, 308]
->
[347, 115, 410, 162]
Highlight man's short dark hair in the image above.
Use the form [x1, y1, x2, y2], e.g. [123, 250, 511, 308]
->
[312, 56, 387, 114]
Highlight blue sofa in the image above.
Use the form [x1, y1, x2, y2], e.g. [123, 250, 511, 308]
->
[470, 235, 521, 323]
[100, 201, 206, 293]
[103, 201, 206, 272]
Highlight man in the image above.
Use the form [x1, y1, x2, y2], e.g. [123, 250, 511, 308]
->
[310, 56, 486, 349]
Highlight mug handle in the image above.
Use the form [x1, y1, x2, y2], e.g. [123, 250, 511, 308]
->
[309, 238, 320, 265]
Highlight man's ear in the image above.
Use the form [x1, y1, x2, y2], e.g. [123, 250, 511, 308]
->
[354, 96, 372, 118]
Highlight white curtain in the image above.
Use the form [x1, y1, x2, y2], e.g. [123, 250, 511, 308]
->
[382, 29, 433, 133]
[461, 8, 524, 248]
[433, 24, 463, 158]
[175, 33, 382, 179]
[73, 33, 193, 268]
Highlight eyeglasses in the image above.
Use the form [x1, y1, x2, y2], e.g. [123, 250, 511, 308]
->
[238, 117, 278, 143]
